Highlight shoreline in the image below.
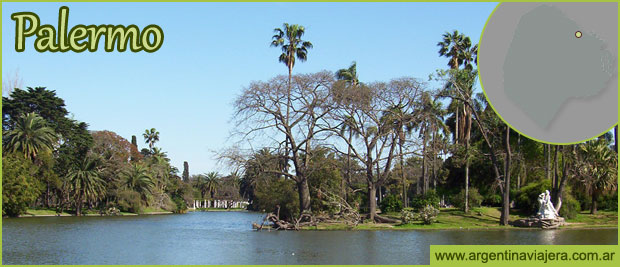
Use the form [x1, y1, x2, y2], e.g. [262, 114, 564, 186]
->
[14, 209, 177, 218]
[299, 222, 619, 231]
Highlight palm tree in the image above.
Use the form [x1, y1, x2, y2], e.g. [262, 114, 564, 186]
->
[143, 128, 160, 151]
[271, 23, 313, 172]
[66, 157, 105, 216]
[335, 61, 361, 200]
[336, 61, 359, 87]
[151, 147, 168, 159]
[3, 112, 57, 161]
[204, 172, 221, 199]
[122, 163, 155, 203]
[437, 30, 477, 145]
[578, 139, 618, 214]
[271, 23, 313, 85]
[440, 66, 478, 212]
[437, 30, 476, 70]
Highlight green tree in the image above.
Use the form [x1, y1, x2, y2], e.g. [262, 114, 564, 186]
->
[2, 154, 42, 216]
[2, 87, 69, 132]
[437, 30, 477, 70]
[271, 23, 313, 85]
[335, 61, 359, 86]
[66, 157, 106, 216]
[577, 139, 618, 214]
[204, 172, 221, 199]
[3, 112, 57, 161]
[143, 128, 160, 151]
[122, 163, 155, 204]
[182, 161, 190, 181]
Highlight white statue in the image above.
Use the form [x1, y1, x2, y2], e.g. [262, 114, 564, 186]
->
[536, 190, 558, 219]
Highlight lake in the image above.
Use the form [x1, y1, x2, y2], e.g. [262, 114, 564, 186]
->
[2, 211, 617, 265]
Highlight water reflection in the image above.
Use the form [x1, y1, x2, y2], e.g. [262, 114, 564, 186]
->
[2, 212, 617, 265]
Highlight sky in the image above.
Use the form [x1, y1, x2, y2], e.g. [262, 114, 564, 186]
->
[2, 2, 498, 175]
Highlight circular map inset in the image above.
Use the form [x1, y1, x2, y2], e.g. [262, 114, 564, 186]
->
[479, 2, 618, 144]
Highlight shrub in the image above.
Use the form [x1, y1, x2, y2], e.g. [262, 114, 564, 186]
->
[452, 187, 483, 210]
[380, 194, 403, 213]
[172, 196, 188, 213]
[600, 191, 618, 211]
[484, 194, 502, 207]
[419, 204, 439, 224]
[515, 179, 552, 214]
[2, 155, 42, 217]
[116, 190, 143, 213]
[410, 190, 440, 211]
[400, 208, 416, 224]
[559, 192, 580, 219]
[252, 178, 299, 221]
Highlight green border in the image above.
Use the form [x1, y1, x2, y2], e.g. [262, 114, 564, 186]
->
[477, 2, 619, 145]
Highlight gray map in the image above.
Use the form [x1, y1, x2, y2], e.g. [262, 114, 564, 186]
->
[479, 2, 617, 143]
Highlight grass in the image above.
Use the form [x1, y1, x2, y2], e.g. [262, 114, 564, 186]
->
[141, 207, 173, 214]
[303, 206, 618, 231]
[24, 209, 71, 216]
[563, 210, 618, 228]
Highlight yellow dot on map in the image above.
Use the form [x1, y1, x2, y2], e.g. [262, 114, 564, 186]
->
[575, 31, 582, 38]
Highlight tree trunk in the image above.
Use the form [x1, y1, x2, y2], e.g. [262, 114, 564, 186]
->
[422, 127, 427, 195]
[344, 130, 353, 202]
[284, 65, 292, 174]
[368, 183, 377, 222]
[516, 133, 521, 190]
[591, 190, 598, 214]
[552, 145, 559, 201]
[76, 193, 83, 216]
[432, 128, 437, 190]
[554, 146, 570, 212]
[464, 141, 470, 213]
[399, 139, 407, 207]
[298, 178, 311, 213]
[545, 144, 551, 180]
[455, 109, 459, 144]
[463, 109, 472, 213]
[501, 125, 511, 226]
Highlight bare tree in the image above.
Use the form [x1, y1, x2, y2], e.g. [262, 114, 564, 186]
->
[324, 78, 422, 222]
[233, 71, 334, 215]
[2, 69, 24, 97]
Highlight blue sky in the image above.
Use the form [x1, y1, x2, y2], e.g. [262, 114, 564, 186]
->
[2, 2, 497, 175]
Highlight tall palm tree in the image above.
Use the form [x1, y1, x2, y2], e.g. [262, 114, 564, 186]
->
[122, 163, 155, 203]
[271, 23, 313, 172]
[335, 62, 362, 200]
[271, 23, 313, 85]
[437, 30, 477, 144]
[3, 112, 57, 161]
[437, 30, 475, 70]
[143, 128, 160, 151]
[66, 157, 105, 216]
[578, 139, 618, 214]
